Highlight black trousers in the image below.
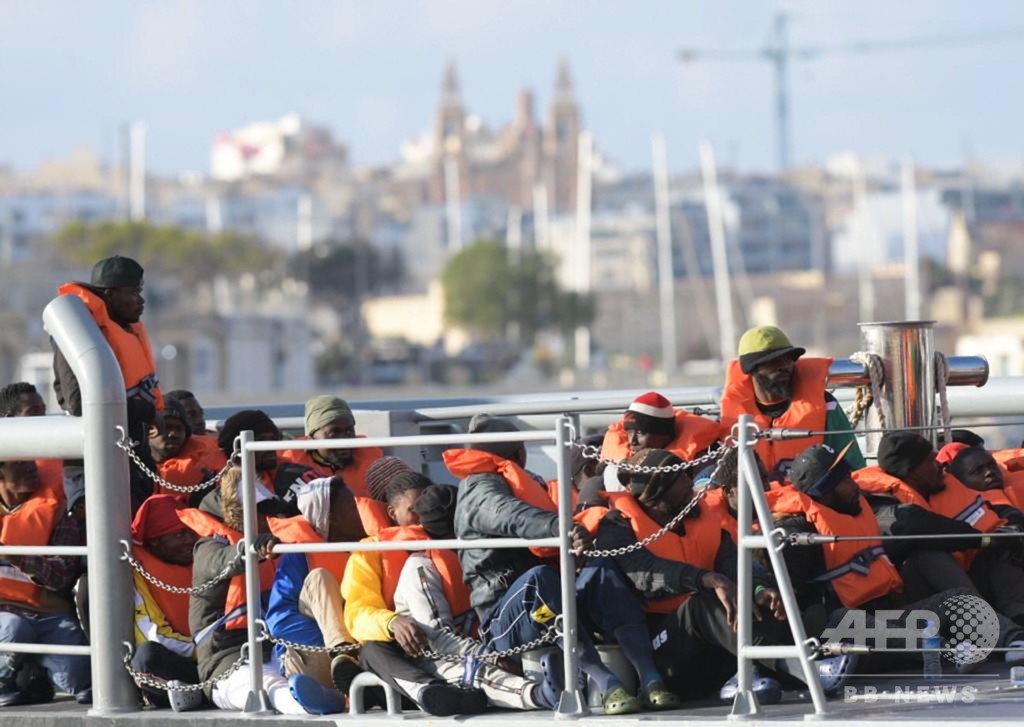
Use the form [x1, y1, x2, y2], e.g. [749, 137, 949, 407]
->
[648, 591, 791, 699]
[358, 642, 420, 710]
[131, 641, 200, 708]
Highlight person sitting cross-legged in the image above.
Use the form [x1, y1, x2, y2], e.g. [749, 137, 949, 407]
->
[344, 478, 559, 714]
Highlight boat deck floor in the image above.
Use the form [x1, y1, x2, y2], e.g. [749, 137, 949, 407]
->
[7, 664, 1024, 726]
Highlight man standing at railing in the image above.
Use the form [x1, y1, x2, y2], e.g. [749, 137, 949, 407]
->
[0, 460, 90, 707]
[719, 326, 864, 482]
[447, 414, 678, 715]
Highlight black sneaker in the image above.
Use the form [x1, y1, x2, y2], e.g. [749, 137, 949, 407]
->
[15, 663, 54, 705]
[0, 691, 28, 708]
[330, 654, 361, 696]
[418, 684, 488, 717]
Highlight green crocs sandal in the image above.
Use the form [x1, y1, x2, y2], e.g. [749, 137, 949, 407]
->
[643, 681, 682, 711]
[602, 685, 642, 715]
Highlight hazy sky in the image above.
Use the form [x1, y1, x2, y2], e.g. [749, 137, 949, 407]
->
[3, 1, 1023, 176]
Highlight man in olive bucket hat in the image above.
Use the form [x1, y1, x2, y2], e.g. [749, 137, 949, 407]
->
[718, 325, 864, 482]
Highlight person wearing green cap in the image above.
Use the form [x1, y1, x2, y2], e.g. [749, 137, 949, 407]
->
[719, 325, 864, 482]
[280, 396, 391, 535]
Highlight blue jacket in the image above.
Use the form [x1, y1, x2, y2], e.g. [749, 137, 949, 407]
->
[266, 553, 323, 649]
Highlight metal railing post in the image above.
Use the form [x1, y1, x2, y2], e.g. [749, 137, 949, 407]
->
[738, 449, 829, 717]
[239, 430, 271, 713]
[43, 294, 135, 713]
[730, 414, 760, 718]
[555, 414, 586, 718]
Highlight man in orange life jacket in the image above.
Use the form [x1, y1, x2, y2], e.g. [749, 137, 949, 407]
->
[128, 494, 202, 710]
[450, 414, 673, 715]
[53, 255, 164, 514]
[601, 392, 723, 489]
[719, 326, 864, 482]
[941, 443, 1024, 517]
[577, 448, 787, 704]
[265, 475, 368, 712]
[0, 460, 90, 707]
[149, 398, 227, 506]
[0, 383, 63, 500]
[280, 396, 390, 534]
[856, 433, 1024, 643]
[166, 389, 214, 440]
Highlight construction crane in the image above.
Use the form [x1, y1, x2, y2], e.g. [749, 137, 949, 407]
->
[678, 13, 1024, 169]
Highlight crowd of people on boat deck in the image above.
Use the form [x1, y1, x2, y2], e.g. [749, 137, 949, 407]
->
[4, 254, 1024, 714]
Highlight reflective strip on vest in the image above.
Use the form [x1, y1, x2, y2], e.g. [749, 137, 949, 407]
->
[951, 496, 988, 528]
[812, 545, 886, 582]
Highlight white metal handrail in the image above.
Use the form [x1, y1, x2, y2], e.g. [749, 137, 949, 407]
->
[0, 546, 88, 556]
[235, 416, 586, 717]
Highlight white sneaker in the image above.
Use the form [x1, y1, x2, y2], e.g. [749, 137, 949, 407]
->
[1005, 640, 1024, 664]
[168, 681, 203, 712]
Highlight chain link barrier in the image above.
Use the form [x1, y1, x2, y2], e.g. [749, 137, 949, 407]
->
[114, 425, 233, 494]
[120, 539, 241, 595]
[122, 641, 250, 693]
[422, 621, 562, 664]
[255, 620, 360, 656]
[571, 436, 727, 475]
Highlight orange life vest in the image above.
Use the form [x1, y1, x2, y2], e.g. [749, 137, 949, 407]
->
[444, 449, 558, 558]
[156, 437, 228, 496]
[769, 488, 902, 608]
[132, 546, 193, 636]
[178, 509, 324, 631]
[377, 525, 472, 624]
[35, 459, 65, 500]
[852, 467, 1005, 569]
[279, 442, 391, 535]
[57, 282, 163, 410]
[994, 449, 1024, 473]
[576, 492, 722, 614]
[0, 496, 64, 608]
[703, 488, 738, 542]
[719, 357, 832, 474]
[601, 410, 724, 463]
[546, 480, 579, 511]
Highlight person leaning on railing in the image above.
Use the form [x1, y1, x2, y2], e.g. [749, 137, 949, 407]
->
[0, 460, 90, 707]
[447, 414, 676, 716]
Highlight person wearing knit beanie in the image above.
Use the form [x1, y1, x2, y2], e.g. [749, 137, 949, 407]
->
[625, 448, 689, 509]
[876, 431, 945, 497]
[412, 485, 459, 539]
[365, 456, 414, 502]
[622, 392, 676, 452]
[218, 409, 281, 473]
[303, 395, 357, 470]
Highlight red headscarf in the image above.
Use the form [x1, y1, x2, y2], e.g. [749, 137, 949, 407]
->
[131, 494, 189, 544]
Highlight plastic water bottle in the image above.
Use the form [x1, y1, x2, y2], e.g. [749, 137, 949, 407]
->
[923, 619, 942, 680]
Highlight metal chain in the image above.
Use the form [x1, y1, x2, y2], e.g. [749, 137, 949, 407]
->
[114, 432, 232, 495]
[121, 539, 241, 595]
[114, 425, 233, 494]
[422, 622, 562, 664]
[255, 620, 360, 655]
[122, 641, 249, 693]
[572, 438, 728, 474]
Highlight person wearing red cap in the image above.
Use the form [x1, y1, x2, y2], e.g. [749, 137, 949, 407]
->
[602, 392, 723, 468]
[129, 495, 202, 710]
